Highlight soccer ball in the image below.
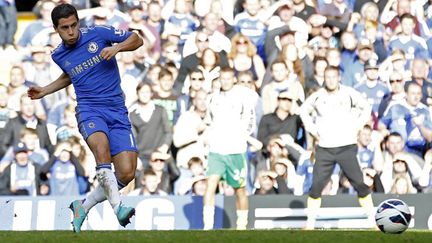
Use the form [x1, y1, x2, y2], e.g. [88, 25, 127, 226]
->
[375, 199, 412, 234]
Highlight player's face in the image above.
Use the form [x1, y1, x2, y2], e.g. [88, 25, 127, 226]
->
[219, 71, 235, 91]
[55, 15, 80, 46]
[324, 69, 340, 92]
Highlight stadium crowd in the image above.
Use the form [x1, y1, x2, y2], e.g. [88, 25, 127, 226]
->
[0, 0, 432, 198]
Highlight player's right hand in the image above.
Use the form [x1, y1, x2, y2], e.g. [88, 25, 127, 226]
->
[27, 86, 46, 100]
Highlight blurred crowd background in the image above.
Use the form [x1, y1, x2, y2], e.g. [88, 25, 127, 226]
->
[0, 0, 432, 198]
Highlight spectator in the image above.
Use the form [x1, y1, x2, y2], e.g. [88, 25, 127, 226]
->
[78, 0, 129, 28]
[18, 0, 56, 49]
[357, 125, 383, 170]
[379, 132, 423, 189]
[148, 150, 180, 194]
[305, 57, 327, 95]
[173, 89, 210, 168]
[377, 72, 406, 119]
[317, 0, 352, 28]
[342, 40, 376, 87]
[23, 46, 60, 111]
[173, 69, 205, 124]
[383, 0, 429, 38]
[390, 173, 417, 194]
[354, 59, 390, 116]
[228, 33, 265, 89]
[378, 49, 411, 83]
[258, 89, 302, 148]
[175, 30, 229, 93]
[261, 60, 304, 114]
[274, 43, 309, 93]
[190, 175, 207, 196]
[271, 157, 296, 193]
[197, 48, 223, 93]
[350, 2, 385, 42]
[40, 141, 87, 196]
[0, 143, 46, 196]
[308, 23, 339, 51]
[234, 0, 268, 60]
[2, 95, 52, 155]
[379, 82, 432, 157]
[129, 82, 172, 168]
[144, 1, 164, 62]
[120, 2, 157, 56]
[0, 0, 17, 50]
[160, 41, 182, 67]
[339, 31, 358, 73]
[128, 168, 168, 196]
[152, 68, 178, 124]
[405, 58, 432, 106]
[162, 0, 198, 51]
[174, 157, 206, 195]
[182, 12, 232, 58]
[7, 65, 44, 118]
[254, 170, 291, 195]
[387, 14, 429, 66]
[1, 127, 49, 166]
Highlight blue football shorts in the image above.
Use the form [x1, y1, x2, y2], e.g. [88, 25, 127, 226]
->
[75, 105, 138, 156]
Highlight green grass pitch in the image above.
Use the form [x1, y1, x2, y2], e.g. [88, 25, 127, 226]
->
[1, 230, 431, 243]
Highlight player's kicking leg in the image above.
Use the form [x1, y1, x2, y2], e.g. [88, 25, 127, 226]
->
[69, 132, 135, 232]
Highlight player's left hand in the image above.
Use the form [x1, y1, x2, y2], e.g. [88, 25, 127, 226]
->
[100, 46, 120, 61]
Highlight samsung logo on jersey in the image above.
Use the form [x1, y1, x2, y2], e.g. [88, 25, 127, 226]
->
[67, 54, 103, 78]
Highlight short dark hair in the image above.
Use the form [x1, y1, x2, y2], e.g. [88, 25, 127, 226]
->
[220, 66, 234, 74]
[324, 65, 340, 74]
[400, 13, 415, 23]
[51, 3, 79, 27]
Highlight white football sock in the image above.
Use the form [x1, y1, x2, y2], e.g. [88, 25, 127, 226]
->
[203, 205, 215, 230]
[96, 164, 121, 213]
[236, 210, 248, 230]
[82, 185, 105, 213]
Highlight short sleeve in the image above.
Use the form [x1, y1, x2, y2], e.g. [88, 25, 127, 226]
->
[93, 25, 132, 44]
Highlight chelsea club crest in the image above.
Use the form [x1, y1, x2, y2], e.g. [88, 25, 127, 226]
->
[88, 42, 98, 53]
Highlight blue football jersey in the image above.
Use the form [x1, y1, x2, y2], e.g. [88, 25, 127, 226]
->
[51, 25, 132, 107]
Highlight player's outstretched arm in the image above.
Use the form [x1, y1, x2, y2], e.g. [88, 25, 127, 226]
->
[28, 72, 72, 100]
[100, 32, 143, 61]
